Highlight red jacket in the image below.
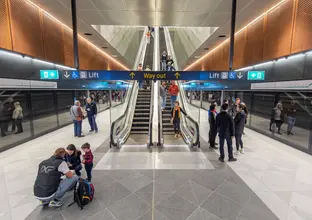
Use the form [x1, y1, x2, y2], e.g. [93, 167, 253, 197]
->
[169, 85, 179, 96]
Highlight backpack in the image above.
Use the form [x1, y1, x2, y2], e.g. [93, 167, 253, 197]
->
[68, 178, 94, 210]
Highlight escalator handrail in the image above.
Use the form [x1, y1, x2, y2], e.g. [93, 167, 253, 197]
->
[110, 82, 136, 146]
[148, 83, 154, 145]
[158, 82, 163, 145]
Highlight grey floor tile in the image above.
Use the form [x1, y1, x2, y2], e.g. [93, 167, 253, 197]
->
[96, 182, 132, 207]
[86, 208, 117, 220]
[171, 170, 204, 181]
[156, 193, 197, 220]
[216, 175, 253, 206]
[117, 171, 153, 192]
[92, 170, 116, 187]
[201, 193, 243, 220]
[108, 193, 151, 220]
[60, 198, 105, 220]
[192, 170, 229, 191]
[237, 195, 279, 220]
[186, 208, 221, 220]
[155, 170, 187, 190]
[136, 182, 173, 206]
[137, 209, 170, 220]
[25, 207, 63, 220]
[176, 180, 213, 205]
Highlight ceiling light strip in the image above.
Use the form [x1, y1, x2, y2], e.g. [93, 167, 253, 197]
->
[26, 0, 129, 70]
[184, 0, 288, 71]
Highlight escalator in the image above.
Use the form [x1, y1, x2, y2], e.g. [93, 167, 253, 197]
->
[144, 34, 154, 69]
[159, 27, 167, 57]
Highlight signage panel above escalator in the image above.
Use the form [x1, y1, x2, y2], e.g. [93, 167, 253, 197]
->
[41, 70, 265, 81]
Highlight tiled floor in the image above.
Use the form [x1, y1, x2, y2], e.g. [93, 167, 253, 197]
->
[1, 105, 312, 219]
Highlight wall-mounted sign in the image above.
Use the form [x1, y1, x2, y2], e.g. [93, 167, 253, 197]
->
[247, 71, 265, 80]
[40, 70, 59, 80]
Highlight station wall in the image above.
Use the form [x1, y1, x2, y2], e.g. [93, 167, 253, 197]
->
[188, 0, 312, 71]
[0, 0, 127, 70]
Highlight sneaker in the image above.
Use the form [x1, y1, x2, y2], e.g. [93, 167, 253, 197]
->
[277, 132, 282, 135]
[78, 135, 85, 138]
[95, 130, 98, 133]
[229, 158, 237, 162]
[39, 200, 49, 207]
[89, 130, 94, 132]
[218, 157, 225, 163]
[49, 200, 64, 207]
[235, 150, 240, 155]
[240, 149, 245, 154]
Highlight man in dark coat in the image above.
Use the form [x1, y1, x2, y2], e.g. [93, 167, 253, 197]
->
[216, 103, 237, 162]
[234, 104, 246, 155]
[209, 104, 218, 149]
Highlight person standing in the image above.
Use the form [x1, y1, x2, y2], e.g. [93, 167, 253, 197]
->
[166, 55, 174, 71]
[171, 101, 187, 138]
[160, 82, 167, 110]
[12, 102, 23, 134]
[216, 103, 237, 162]
[234, 104, 246, 155]
[34, 148, 79, 207]
[287, 100, 296, 135]
[86, 98, 98, 133]
[168, 81, 179, 108]
[70, 100, 84, 137]
[81, 142, 93, 182]
[209, 104, 218, 149]
[231, 98, 241, 117]
[0, 101, 7, 137]
[161, 51, 167, 71]
[269, 102, 284, 135]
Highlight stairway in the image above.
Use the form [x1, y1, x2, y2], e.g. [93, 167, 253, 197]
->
[130, 89, 151, 134]
[162, 93, 174, 135]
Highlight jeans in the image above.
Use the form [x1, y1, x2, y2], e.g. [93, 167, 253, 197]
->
[88, 115, 98, 131]
[173, 118, 180, 134]
[15, 119, 23, 133]
[161, 96, 166, 109]
[209, 128, 217, 147]
[11, 119, 16, 131]
[171, 96, 177, 108]
[85, 163, 93, 181]
[161, 61, 167, 71]
[235, 134, 243, 150]
[287, 116, 296, 133]
[219, 135, 234, 160]
[73, 120, 82, 137]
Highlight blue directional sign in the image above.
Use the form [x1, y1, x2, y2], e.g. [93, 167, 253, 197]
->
[229, 72, 236, 80]
[71, 71, 79, 79]
[248, 71, 265, 80]
[40, 70, 59, 80]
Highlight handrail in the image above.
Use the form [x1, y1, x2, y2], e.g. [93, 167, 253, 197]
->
[148, 83, 154, 146]
[158, 81, 163, 146]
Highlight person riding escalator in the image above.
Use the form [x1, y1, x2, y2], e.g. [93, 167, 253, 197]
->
[171, 101, 187, 138]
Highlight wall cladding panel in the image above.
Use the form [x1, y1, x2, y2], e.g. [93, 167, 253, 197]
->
[0, 0, 12, 50]
[78, 37, 90, 70]
[263, 0, 294, 60]
[233, 30, 246, 69]
[245, 18, 265, 65]
[62, 28, 74, 67]
[221, 41, 230, 70]
[42, 15, 64, 64]
[291, 0, 312, 53]
[10, 0, 44, 59]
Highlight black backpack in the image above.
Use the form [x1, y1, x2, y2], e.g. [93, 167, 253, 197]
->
[68, 178, 94, 210]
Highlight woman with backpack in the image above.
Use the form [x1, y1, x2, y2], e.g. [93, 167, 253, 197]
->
[65, 144, 82, 177]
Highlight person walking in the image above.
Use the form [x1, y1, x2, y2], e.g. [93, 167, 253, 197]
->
[269, 102, 284, 135]
[34, 148, 79, 207]
[216, 103, 237, 162]
[160, 82, 167, 110]
[161, 51, 167, 71]
[287, 100, 296, 135]
[12, 102, 23, 134]
[168, 81, 179, 108]
[209, 104, 218, 149]
[234, 104, 246, 155]
[70, 100, 84, 137]
[86, 98, 98, 133]
[171, 101, 187, 138]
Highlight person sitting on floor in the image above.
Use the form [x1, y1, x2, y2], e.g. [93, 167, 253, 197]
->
[34, 148, 79, 207]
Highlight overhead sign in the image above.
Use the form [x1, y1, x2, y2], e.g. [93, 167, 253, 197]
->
[40, 70, 266, 81]
[40, 70, 59, 80]
[247, 71, 265, 80]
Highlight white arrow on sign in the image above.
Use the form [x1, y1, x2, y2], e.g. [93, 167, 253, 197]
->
[64, 72, 70, 78]
[252, 73, 256, 78]
[237, 72, 243, 79]
[50, 73, 55, 77]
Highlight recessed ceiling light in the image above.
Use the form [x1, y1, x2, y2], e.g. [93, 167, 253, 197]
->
[84, 33, 92, 36]
[112, 55, 118, 58]
[204, 48, 209, 50]
[218, 35, 226, 38]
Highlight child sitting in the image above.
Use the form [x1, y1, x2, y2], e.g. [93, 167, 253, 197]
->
[65, 144, 82, 177]
[81, 142, 93, 182]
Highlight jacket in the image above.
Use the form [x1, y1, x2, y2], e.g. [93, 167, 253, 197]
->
[33, 156, 64, 198]
[160, 86, 167, 97]
[171, 107, 186, 119]
[216, 111, 235, 137]
[12, 106, 23, 119]
[270, 109, 284, 121]
[65, 151, 82, 169]
[168, 85, 179, 96]
[234, 110, 246, 135]
[86, 102, 97, 116]
[209, 111, 217, 133]
[83, 150, 93, 165]
[70, 105, 83, 121]
[161, 54, 167, 62]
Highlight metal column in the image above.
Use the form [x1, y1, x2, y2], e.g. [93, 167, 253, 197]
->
[71, 0, 80, 70]
[229, 0, 237, 71]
